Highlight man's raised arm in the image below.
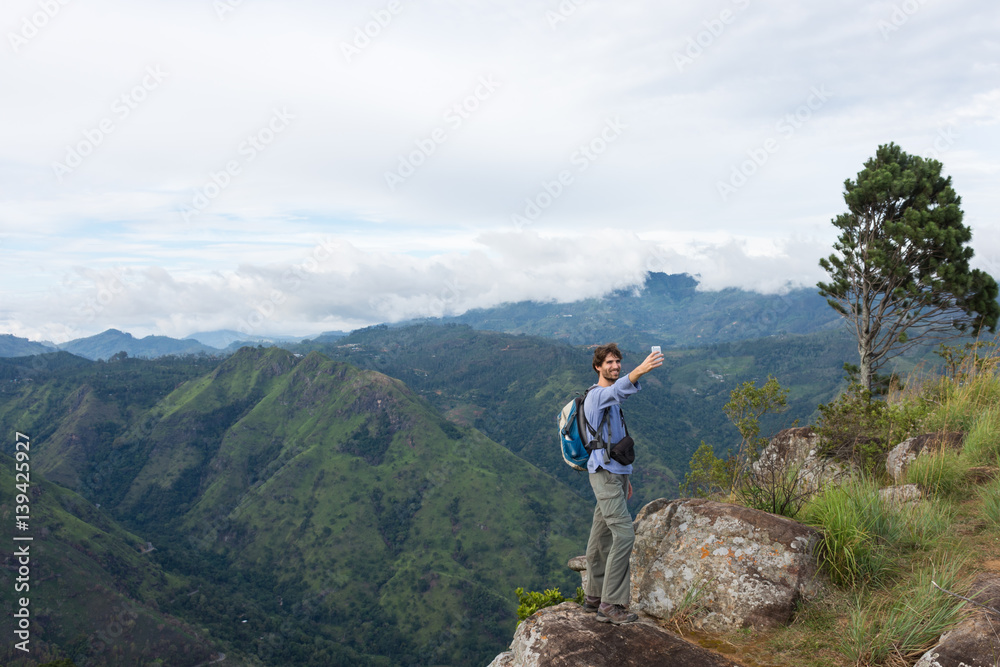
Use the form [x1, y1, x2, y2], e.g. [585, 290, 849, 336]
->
[628, 350, 663, 385]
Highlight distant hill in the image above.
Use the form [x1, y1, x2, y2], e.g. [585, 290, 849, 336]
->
[434, 272, 842, 349]
[58, 328, 219, 360]
[0, 333, 56, 357]
[185, 328, 342, 349]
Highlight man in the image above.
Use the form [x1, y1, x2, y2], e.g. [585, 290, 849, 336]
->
[582, 343, 663, 624]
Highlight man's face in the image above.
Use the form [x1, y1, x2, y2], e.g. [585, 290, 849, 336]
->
[597, 354, 621, 383]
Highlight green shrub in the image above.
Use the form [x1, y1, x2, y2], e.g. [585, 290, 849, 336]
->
[935, 340, 999, 380]
[685, 377, 795, 512]
[735, 460, 809, 519]
[816, 384, 927, 475]
[904, 449, 968, 499]
[514, 587, 583, 623]
[682, 441, 729, 498]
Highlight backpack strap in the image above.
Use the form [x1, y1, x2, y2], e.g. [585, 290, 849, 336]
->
[584, 392, 628, 458]
[585, 407, 611, 451]
[582, 386, 618, 453]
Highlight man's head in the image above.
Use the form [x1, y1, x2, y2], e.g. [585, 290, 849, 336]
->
[592, 343, 623, 384]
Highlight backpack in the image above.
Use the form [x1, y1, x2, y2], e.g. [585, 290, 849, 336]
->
[558, 387, 610, 471]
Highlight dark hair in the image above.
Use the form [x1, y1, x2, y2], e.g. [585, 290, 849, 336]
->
[592, 343, 623, 373]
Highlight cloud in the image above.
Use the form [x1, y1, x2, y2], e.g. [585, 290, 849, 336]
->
[3, 0, 1000, 340]
[2, 230, 840, 342]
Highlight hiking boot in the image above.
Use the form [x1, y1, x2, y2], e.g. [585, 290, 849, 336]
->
[596, 603, 637, 625]
[581, 596, 601, 613]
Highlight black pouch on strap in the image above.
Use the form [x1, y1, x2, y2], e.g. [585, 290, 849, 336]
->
[609, 435, 635, 466]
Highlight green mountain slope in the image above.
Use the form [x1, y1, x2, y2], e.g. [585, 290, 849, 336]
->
[0, 452, 228, 667]
[0, 353, 222, 495]
[295, 323, 860, 509]
[4, 347, 591, 665]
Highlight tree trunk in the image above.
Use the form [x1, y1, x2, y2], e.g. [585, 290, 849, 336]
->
[859, 300, 873, 391]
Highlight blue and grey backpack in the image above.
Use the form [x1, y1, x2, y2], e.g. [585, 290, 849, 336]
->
[558, 387, 609, 471]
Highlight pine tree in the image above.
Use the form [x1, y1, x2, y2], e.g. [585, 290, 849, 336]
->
[818, 143, 999, 391]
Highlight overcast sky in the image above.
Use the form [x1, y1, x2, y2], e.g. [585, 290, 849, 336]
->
[2, 0, 999, 343]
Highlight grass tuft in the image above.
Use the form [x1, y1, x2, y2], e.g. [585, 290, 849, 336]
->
[839, 559, 968, 666]
[802, 479, 900, 588]
[903, 449, 968, 499]
[978, 477, 1000, 529]
[961, 407, 1000, 466]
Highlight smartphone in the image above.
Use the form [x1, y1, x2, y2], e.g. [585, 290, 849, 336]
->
[651, 346, 661, 354]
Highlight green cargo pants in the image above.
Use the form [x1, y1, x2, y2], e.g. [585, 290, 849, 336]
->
[584, 468, 634, 606]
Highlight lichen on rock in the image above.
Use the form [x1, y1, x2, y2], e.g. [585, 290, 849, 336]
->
[631, 498, 822, 632]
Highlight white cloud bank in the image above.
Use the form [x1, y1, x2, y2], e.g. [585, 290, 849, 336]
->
[4, 231, 835, 343]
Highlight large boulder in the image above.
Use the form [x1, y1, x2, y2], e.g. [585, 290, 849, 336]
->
[886, 432, 965, 483]
[752, 426, 854, 493]
[486, 602, 746, 667]
[631, 498, 822, 632]
[915, 573, 1000, 667]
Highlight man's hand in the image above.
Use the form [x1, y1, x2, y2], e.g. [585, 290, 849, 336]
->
[627, 478, 634, 500]
[628, 350, 664, 385]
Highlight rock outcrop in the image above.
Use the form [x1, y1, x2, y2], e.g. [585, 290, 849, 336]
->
[915, 573, 1000, 667]
[886, 432, 965, 483]
[878, 483, 923, 505]
[567, 555, 589, 592]
[487, 602, 746, 667]
[752, 426, 854, 493]
[630, 498, 822, 632]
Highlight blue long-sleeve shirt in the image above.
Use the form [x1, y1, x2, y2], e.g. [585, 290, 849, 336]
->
[583, 375, 640, 475]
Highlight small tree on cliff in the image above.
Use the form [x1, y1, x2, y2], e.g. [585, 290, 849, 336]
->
[818, 143, 999, 392]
